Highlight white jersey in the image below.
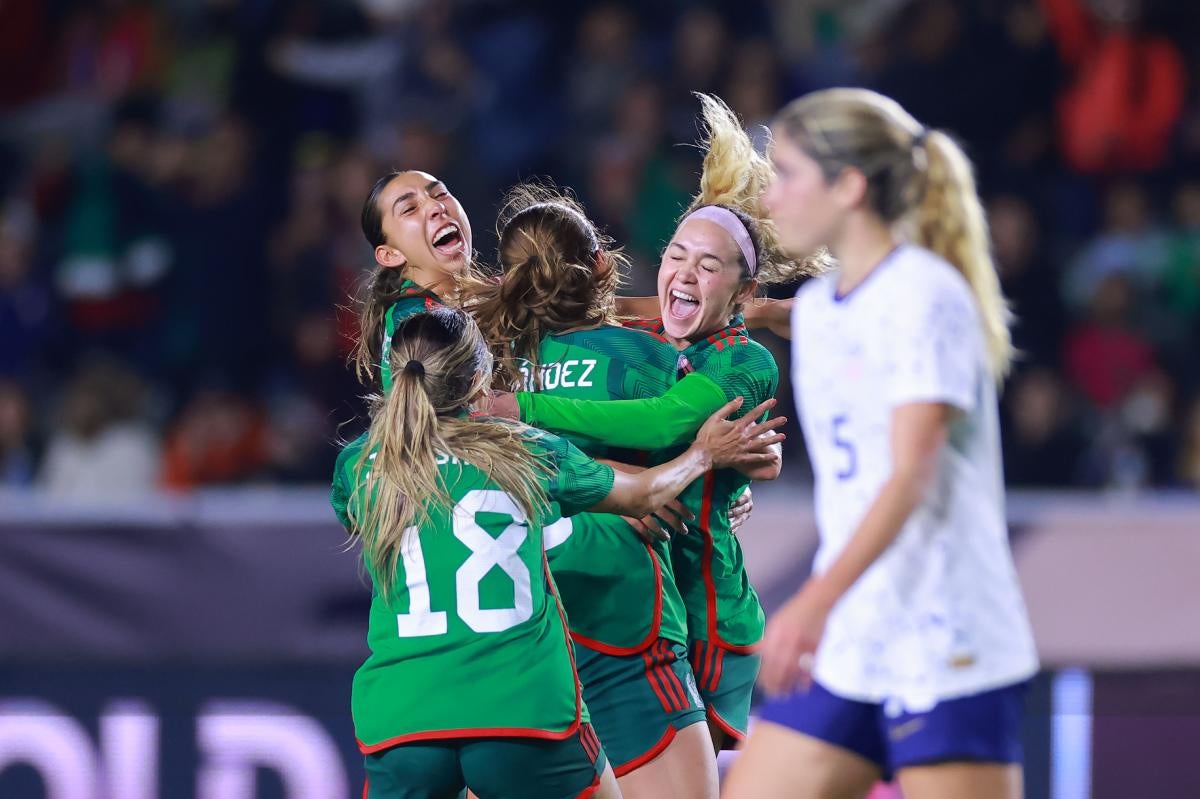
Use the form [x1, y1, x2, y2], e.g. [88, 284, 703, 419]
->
[792, 245, 1037, 711]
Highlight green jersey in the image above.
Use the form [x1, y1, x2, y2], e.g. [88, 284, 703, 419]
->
[668, 319, 774, 651]
[521, 325, 689, 653]
[330, 425, 615, 752]
[515, 317, 775, 651]
[379, 279, 444, 393]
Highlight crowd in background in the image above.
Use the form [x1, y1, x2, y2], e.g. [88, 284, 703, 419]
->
[2, 0, 1199, 496]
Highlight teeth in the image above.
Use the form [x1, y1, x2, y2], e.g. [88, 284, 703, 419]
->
[671, 289, 698, 303]
[433, 223, 460, 244]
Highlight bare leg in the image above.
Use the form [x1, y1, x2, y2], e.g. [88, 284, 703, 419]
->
[722, 721, 880, 799]
[616, 723, 718, 799]
[897, 762, 1022, 799]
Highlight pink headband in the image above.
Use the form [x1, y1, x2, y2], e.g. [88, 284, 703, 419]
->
[680, 205, 757, 276]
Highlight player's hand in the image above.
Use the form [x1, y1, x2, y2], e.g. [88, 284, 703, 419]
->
[479, 390, 519, 419]
[694, 397, 787, 469]
[728, 488, 753, 535]
[757, 581, 831, 697]
[624, 500, 694, 543]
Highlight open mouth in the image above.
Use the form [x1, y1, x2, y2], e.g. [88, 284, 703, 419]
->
[667, 288, 700, 320]
[431, 222, 465, 256]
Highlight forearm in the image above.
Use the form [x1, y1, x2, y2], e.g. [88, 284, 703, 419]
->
[614, 297, 661, 318]
[807, 472, 925, 610]
[743, 298, 792, 339]
[516, 373, 727, 449]
[593, 445, 710, 518]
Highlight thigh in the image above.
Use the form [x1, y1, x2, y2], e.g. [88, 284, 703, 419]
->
[758, 679, 888, 773]
[459, 726, 606, 799]
[688, 640, 760, 749]
[577, 639, 707, 775]
[616, 721, 718, 799]
[897, 763, 1022, 799]
[364, 744, 465, 799]
[722, 721, 881, 799]
[885, 681, 1028, 776]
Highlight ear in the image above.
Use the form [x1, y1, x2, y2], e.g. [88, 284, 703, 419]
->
[831, 166, 868, 211]
[375, 244, 407, 269]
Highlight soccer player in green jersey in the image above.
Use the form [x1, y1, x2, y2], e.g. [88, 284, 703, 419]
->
[473, 186, 782, 799]
[493, 95, 826, 752]
[331, 306, 783, 799]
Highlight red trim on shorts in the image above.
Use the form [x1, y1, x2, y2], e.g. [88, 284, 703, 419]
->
[575, 772, 603, 799]
[642, 646, 677, 713]
[657, 640, 689, 710]
[580, 723, 601, 763]
[612, 726, 678, 777]
[568, 542, 663, 656]
[359, 554, 583, 755]
[707, 705, 745, 748]
[705, 643, 724, 686]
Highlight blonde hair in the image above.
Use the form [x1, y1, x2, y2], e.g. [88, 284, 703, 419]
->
[347, 307, 550, 598]
[474, 183, 627, 391]
[685, 93, 829, 288]
[774, 88, 1013, 379]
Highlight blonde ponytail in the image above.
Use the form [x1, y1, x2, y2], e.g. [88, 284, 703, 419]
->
[776, 88, 1013, 379]
[346, 308, 550, 598]
[915, 131, 1013, 378]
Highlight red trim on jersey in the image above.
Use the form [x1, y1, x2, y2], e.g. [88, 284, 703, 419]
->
[568, 542, 663, 656]
[621, 317, 671, 343]
[707, 706, 746, 747]
[357, 553, 584, 755]
[694, 470, 762, 655]
[576, 772, 603, 798]
[362, 779, 369, 799]
[612, 726, 678, 777]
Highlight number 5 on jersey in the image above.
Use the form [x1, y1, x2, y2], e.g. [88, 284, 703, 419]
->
[394, 489, 535, 637]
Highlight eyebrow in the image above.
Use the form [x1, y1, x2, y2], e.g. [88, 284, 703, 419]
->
[668, 241, 725, 262]
[392, 180, 447, 212]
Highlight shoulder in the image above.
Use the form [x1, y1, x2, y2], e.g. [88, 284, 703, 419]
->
[887, 247, 976, 312]
[695, 330, 776, 375]
[334, 432, 369, 475]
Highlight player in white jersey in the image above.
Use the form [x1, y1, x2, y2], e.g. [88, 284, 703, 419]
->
[723, 88, 1037, 799]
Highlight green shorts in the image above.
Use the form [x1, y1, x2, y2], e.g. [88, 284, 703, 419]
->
[575, 638, 707, 776]
[689, 640, 761, 748]
[363, 724, 606, 799]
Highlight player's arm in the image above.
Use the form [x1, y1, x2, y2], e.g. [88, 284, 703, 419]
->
[614, 297, 662, 319]
[742, 298, 793, 339]
[615, 297, 793, 338]
[516, 371, 729, 450]
[759, 403, 951, 695]
[588, 398, 785, 519]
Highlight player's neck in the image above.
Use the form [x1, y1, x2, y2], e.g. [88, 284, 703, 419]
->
[831, 215, 899, 297]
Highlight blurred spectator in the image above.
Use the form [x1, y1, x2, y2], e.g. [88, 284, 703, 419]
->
[1176, 395, 1200, 490]
[1063, 274, 1158, 410]
[0, 198, 52, 378]
[37, 358, 160, 499]
[0, 381, 36, 487]
[990, 194, 1065, 366]
[161, 389, 268, 489]
[1003, 368, 1087, 486]
[1062, 183, 1167, 312]
[1041, 0, 1187, 173]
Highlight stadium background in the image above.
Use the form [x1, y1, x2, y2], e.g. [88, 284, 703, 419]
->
[1, 0, 1198, 797]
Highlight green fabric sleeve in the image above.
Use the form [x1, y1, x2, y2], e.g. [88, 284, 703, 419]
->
[516, 371, 728, 450]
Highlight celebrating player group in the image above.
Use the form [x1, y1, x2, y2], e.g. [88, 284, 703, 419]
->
[331, 88, 1037, 799]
